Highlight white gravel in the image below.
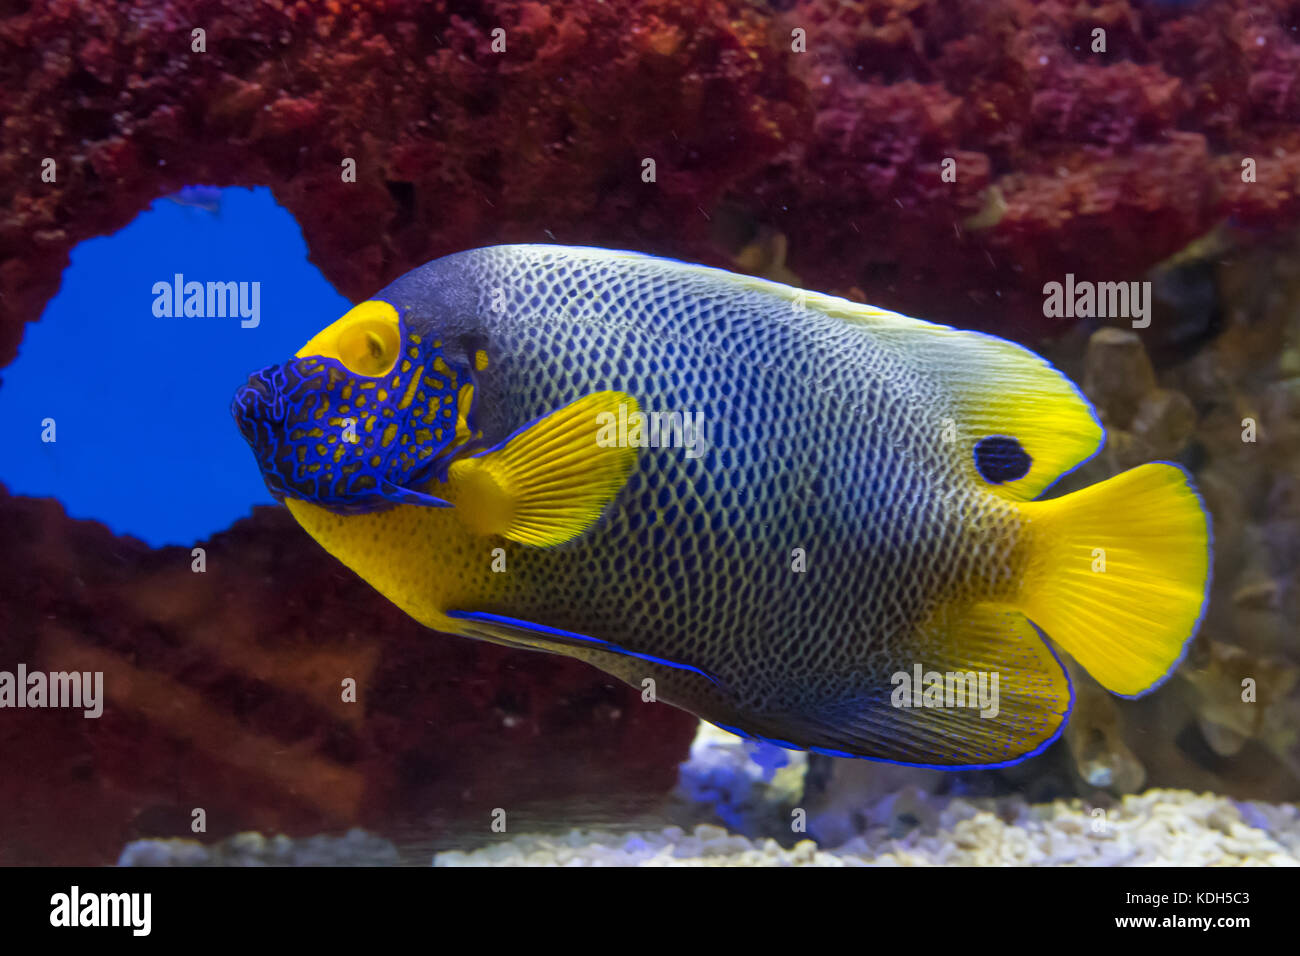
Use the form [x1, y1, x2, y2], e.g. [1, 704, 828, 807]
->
[115, 723, 1300, 866]
[433, 789, 1300, 866]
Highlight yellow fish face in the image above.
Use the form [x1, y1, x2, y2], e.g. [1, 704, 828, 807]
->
[230, 299, 473, 514]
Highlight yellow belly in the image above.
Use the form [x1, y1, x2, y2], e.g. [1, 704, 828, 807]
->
[285, 493, 506, 634]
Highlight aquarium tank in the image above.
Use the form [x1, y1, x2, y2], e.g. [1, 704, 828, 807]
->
[1, 0, 1298, 891]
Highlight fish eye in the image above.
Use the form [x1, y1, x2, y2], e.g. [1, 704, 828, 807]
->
[974, 435, 1032, 484]
[337, 318, 400, 377]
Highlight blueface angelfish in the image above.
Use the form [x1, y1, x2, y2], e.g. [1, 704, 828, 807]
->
[232, 245, 1211, 768]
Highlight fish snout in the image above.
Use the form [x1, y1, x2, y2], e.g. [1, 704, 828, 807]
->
[231, 368, 294, 501]
[232, 369, 282, 422]
[239, 371, 273, 404]
[231, 367, 291, 454]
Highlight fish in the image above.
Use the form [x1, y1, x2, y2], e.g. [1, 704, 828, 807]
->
[231, 244, 1212, 769]
[164, 184, 223, 214]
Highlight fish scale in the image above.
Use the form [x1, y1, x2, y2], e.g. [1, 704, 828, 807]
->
[235, 245, 1211, 768]
[381, 247, 1023, 734]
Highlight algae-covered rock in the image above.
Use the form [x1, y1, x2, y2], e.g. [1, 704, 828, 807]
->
[1083, 328, 1157, 429]
[119, 827, 400, 866]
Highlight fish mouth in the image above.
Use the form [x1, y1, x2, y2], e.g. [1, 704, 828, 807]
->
[232, 367, 283, 425]
[237, 372, 273, 404]
[231, 367, 291, 499]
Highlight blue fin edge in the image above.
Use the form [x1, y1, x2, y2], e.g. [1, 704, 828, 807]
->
[446, 610, 721, 686]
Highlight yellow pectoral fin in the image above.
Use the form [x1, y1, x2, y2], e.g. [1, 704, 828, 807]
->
[447, 390, 640, 547]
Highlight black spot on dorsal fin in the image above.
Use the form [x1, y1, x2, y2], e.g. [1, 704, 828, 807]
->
[974, 435, 1032, 484]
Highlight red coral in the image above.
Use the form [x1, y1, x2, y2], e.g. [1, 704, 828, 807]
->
[0, 0, 803, 366]
[0, 486, 698, 865]
[5, 0, 1300, 351]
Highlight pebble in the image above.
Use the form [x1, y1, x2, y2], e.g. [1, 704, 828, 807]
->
[432, 790, 1300, 867]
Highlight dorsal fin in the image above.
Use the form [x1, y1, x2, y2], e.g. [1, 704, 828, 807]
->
[804, 295, 1103, 502]
[514, 248, 1103, 502]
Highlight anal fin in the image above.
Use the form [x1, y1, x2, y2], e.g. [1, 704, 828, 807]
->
[734, 604, 1072, 769]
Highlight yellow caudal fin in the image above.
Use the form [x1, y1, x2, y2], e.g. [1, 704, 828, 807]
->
[1016, 463, 1211, 697]
[446, 391, 639, 546]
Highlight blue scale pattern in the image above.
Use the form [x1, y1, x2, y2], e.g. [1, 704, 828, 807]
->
[364, 246, 1069, 767]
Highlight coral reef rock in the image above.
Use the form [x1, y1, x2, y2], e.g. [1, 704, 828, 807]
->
[119, 827, 400, 867]
[0, 487, 698, 866]
[7, 0, 1300, 364]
